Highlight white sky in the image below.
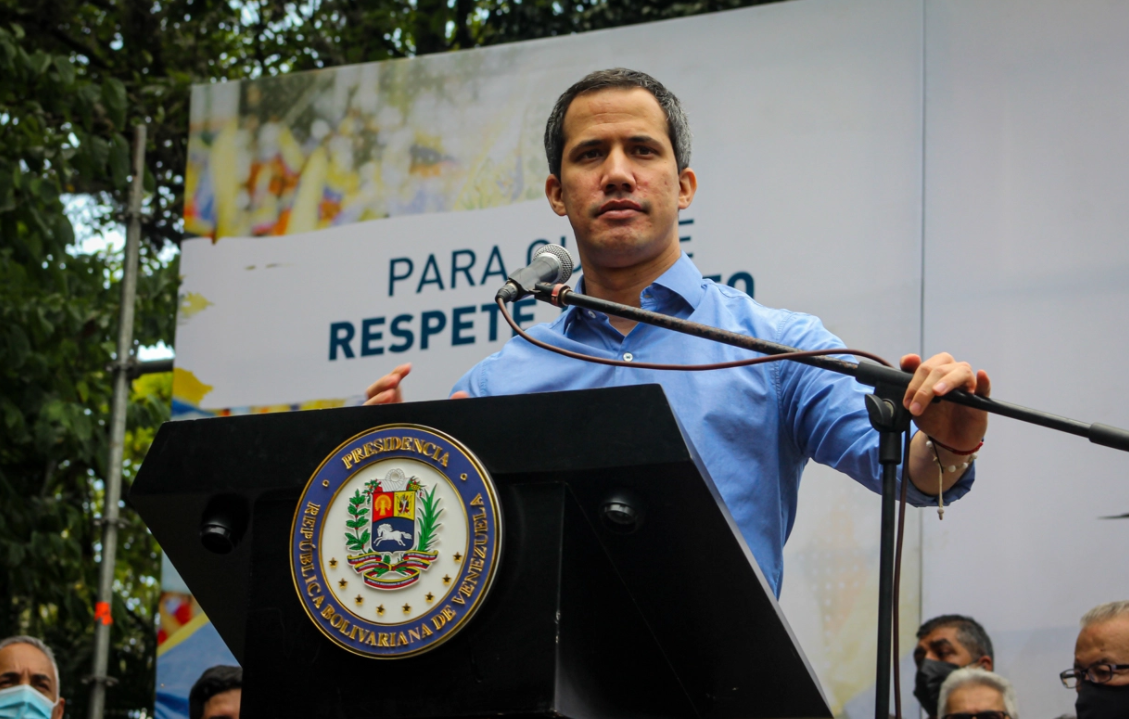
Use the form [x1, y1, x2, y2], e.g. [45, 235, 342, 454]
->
[65, 194, 177, 361]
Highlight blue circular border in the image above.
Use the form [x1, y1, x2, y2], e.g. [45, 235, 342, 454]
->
[290, 424, 501, 659]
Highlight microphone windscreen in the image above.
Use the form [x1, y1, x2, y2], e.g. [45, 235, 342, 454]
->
[533, 244, 574, 284]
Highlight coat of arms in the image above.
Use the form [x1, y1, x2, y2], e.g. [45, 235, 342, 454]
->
[343, 467, 442, 589]
[289, 424, 501, 659]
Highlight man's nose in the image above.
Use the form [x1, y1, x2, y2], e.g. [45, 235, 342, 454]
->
[602, 147, 635, 193]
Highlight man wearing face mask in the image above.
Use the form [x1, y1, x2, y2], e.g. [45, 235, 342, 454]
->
[1062, 600, 1129, 719]
[913, 615, 995, 718]
[0, 636, 64, 719]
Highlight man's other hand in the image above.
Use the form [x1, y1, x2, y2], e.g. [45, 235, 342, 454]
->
[364, 363, 470, 404]
[364, 363, 412, 405]
[900, 352, 991, 450]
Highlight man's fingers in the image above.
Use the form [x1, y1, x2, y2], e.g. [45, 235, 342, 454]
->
[900, 354, 924, 408]
[905, 355, 971, 416]
[364, 377, 398, 400]
[450, 391, 470, 400]
[975, 369, 992, 398]
[363, 388, 397, 405]
[365, 363, 412, 399]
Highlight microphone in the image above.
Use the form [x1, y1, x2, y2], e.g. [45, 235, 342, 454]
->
[496, 245, 574, 303]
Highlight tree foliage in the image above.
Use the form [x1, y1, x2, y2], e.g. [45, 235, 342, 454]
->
[0, 0, 780, 715]
[0, 16, 179, 716]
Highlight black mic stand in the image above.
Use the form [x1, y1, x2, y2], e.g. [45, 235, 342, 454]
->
[523, 282, 1129, 719]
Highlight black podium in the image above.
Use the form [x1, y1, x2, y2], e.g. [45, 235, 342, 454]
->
[131, 385, 831, 719]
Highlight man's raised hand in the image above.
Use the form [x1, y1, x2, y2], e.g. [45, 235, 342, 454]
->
[364, 363, 470, 404]
[900, 352, 991, 451]
[364, 363, 412, 405]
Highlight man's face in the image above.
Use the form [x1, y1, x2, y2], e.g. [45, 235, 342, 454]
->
[1074, 615, 1129, 688]
[0, 643, 64, 719]
[914, 626, 992, 671]
[201, 687, 241, 719]
[545, 87, 696, 273]
[942, 683, 1007, 716]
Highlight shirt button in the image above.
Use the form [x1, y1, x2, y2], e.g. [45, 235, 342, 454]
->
[586, 310, 596, 318]
[623, 352, 634, 362]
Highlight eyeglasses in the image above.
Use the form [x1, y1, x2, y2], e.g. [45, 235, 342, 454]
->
[1060, 663, 1129, 688]
[942, 712, 1010, 719]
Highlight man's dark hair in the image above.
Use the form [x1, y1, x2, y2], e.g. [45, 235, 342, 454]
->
[189, 665, 242, 719]
[917, 614, 994, 662]
[544, 68, 692, 179]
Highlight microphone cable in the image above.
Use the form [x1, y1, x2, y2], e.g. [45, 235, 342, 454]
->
[496, 296, 895, 371]
[498, 295, 911, 719]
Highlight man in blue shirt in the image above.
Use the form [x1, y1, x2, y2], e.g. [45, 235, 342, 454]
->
[366, 68, 991, 596]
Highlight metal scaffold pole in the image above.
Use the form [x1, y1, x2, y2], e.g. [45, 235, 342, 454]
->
[87, 124, 147, 719]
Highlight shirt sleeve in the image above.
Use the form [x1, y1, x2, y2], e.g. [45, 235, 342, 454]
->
[771, 310, 975, 507]
[451, 358, 488, 398]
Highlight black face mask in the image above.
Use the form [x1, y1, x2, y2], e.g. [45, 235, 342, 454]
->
[1076, 681, 1129, 719]
[914, 658, 962, 717]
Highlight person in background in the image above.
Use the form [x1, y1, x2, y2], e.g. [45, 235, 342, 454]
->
[189, 665, 242, 719]
[937, 667, 1018, 719]
[914, 614, 995, 718]
[1061, 600, 1129, 719]
[0, 635, 64, 719]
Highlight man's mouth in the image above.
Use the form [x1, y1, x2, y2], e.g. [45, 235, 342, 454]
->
[597, 199, 644, 218]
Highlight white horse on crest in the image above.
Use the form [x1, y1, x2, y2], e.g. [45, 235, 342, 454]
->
[374, 523, 412, 547]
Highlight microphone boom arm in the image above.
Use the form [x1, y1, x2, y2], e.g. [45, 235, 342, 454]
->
[531, 282, 1129, 453]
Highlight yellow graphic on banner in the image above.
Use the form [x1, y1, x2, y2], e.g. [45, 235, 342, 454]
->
[178, 292, 213, 321]
[172, 368, 214, 406]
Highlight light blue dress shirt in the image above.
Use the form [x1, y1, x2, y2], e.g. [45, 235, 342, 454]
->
[453, 253, 974, 596]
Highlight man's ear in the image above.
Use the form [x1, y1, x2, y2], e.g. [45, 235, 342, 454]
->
[52, 697, 65, 719]
[976, 655, 993, 672]
[677, 166, 698, 210]
[545, 174, 567, 217]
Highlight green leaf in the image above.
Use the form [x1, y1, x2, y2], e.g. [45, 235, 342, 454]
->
[101, 77, 128, 128]
[74, 85, 101, 128]
[52, 214, 74, 247]
[36, 178, 58, 205]
[52, 56, 74, 86]
[27, 50, 50, 76]
[108, 134, 130, 189]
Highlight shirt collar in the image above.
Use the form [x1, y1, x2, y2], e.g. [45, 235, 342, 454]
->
[649, 252, 706, 309]
[564, 252, 705, 331]
[573, 252, 705, 305]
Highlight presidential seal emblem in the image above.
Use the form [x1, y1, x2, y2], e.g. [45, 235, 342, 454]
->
[290, 424, 502, 658]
